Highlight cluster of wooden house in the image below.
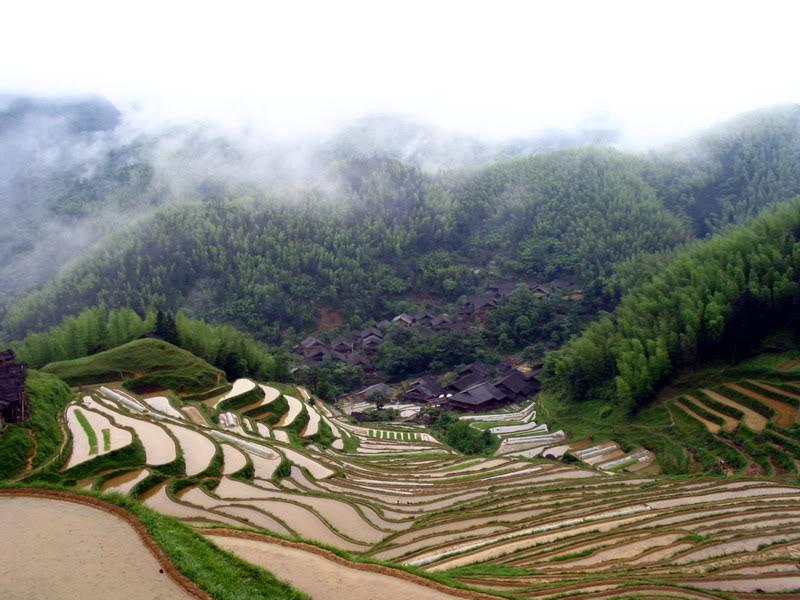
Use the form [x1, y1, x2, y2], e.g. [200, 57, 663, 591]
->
[389, 310, 457, 330]
[0, 349, 29, 427]
[458, 279, 582, 321]
[402, 361, 540, 411]
[293, 278, 580, 373]
[293, 326, 386, 371]
[294, 311, 463, 370]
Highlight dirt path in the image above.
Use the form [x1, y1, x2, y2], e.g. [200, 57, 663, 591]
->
[205, 531, 484, 600]
[702, 389, 767, 432]
[19, 429, 37, 476]
[726, 383, 796, 428]
[0, 495, 195, 600]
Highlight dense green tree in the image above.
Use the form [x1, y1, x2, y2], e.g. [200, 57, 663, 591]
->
[546, 198, 800, 409]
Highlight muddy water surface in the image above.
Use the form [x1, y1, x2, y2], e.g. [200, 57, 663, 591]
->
[208, 535, 464, 600]
[0, 497, 192, 599]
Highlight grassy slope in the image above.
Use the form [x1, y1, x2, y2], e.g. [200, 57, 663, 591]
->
[42, 338, 225, 394]
[0, 371, 72, 479]
[540, 341, 800, 476]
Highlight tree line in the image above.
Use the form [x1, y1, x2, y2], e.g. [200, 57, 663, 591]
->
[9, 306, 287, 382]
[545, 198, 800, 410]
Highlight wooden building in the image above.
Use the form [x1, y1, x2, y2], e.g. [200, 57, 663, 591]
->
[0, 349, 30, 426]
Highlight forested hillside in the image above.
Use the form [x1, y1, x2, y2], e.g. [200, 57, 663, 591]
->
[646, 105, 800, 234]
[4, 103, 800, 349]
[546, 198, 800, 410]
[5, 149, 689, 340]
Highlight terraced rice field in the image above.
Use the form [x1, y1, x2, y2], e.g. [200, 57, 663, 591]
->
[31, 376, 800, 598]
[673, 379, 800, 477]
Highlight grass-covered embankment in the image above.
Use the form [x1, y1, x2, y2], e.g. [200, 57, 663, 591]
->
[540, 346, 800, 477]
[0, 370, 72, 479]
[42, 338, 225, 394]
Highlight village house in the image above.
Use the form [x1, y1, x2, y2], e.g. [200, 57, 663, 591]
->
[403, 376, 443, 403]
[304, 345, 330, 363]
[415, 311, 436, 327]
[487, 281, 519, 298]
[343, 352, 373, 370]
[361, 334, 383, 353]
[530, 284, 552, 298]
[458, 294, 498, 319]
[0, 349, 29, 426]
[294, 336, 325, 354]
[430, 314, 453, 331]
[493, 369, 539, 403]
[359, 326, 384, 340]
[331, 336, 355, 354]
[391, 313, 415, 327]
[355, 383, 394, 402]
[447, 361, 491, 393]
[447, 381, 506, 411]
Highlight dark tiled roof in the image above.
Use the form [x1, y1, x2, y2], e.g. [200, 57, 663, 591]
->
[392, 313, 415, 324]
[359, 326, 383, 339]
[494, 369, 530, 395]
[450, 382, 504, 406]
[406, 376, 442, 398]
[456, 361, 489, 379]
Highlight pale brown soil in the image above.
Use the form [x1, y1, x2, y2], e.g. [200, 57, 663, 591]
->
[182, 405, 209, 426]
[549, 533, 684, 568]
[374, 525, 509, 561]
[144, 483, 241, 527]
[211, 505, 293, 535]
[0, 494, 201, 600]
[316, 306, 344, 331]
[277, 395, 303, 427]
[674, 533, 800, 563]
[685, 395, 739, 432]
[726, 383, 796, 428]
[702, 389, 767, 432]
[302, 403, 321, 437]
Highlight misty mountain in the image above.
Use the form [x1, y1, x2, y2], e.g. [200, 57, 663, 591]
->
[4, 98, 800, 343]
[0, 95, 623, 306]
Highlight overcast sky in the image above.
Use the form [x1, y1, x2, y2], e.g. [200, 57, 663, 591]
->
[2, 0, 799, 144]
